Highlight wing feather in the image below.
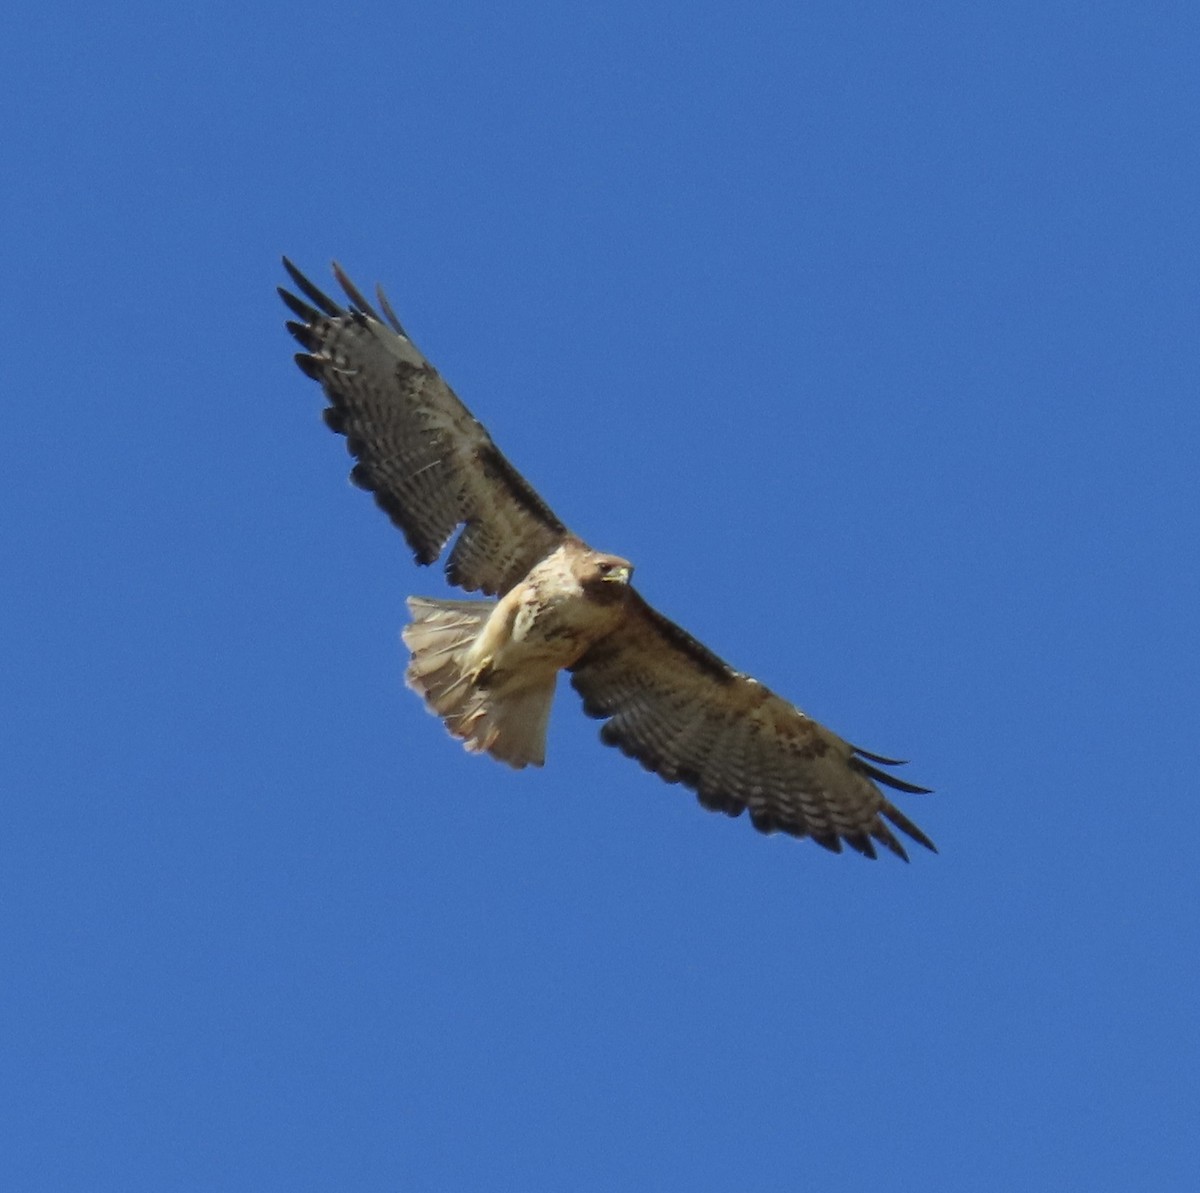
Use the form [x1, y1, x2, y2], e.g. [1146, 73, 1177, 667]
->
[571, 593, 935, 859]
[280, 259, 568, 595]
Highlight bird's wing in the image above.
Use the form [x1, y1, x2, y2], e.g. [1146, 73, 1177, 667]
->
[280, 260, 569, 595]
[570, 593, 934, 860]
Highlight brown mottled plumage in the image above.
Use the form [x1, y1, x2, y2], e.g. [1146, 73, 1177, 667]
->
[280, 259, 936, 860]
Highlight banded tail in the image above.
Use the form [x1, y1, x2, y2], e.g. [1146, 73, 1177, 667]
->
[402, 596, 556, 768]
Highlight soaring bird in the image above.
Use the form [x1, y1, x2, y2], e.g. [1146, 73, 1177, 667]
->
[280, 260, 935, 860]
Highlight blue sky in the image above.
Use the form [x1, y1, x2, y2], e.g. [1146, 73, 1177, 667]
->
[3, 2, 1198, 1189]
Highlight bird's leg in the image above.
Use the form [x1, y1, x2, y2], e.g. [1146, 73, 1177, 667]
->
[463, 588, 522, 688]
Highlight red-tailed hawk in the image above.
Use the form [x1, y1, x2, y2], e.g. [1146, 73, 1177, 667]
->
[280, 260, 936, 860]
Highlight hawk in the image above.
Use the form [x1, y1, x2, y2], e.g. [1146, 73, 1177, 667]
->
[280, 260, 936, 860]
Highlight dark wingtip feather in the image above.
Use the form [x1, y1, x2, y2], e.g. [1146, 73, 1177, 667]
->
[870, 821, 912, 861]
[881, 804, 937, 855]
[843, 832, 879, 860]
[294, 353, 321, 379]
[278, 286, 321, 324]
[281, 258, 342, 317]
[853, 745, 910, 767]
[285, 320, 318, 350]
[376, 284, 408, 335]
[852, 757, 934, 795]
[810, 832, 844, 855]
[331, 261, 384, 322]
[749, 808, 781, 835]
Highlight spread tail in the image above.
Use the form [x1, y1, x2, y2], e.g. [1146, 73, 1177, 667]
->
[402, 596, 555, 768]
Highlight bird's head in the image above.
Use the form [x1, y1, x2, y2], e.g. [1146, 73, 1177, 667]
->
[595, 555, 633, 583]
[580, 552, 634, 600]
